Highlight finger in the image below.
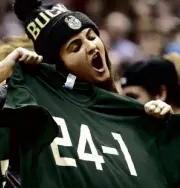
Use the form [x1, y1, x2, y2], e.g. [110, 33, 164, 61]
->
[37, 56, 43, 63]
[144, 100, 155, 112]
[170, 108, 174, 114]
[6, 49, 20, 61]
[155, 100, 166, 109]
[18, 48, 38, 63]
[154, 107, 161, 114]
[160, 106, 172, 116]
[19, 53, 29, 62]
[149, 104, 156, 112]
[145, 105, 157, 116]
[24, 52, 42, 64]
[16, 48, 29, 61]
[29, 54, 42, 64]
[24, 54, 40, 64]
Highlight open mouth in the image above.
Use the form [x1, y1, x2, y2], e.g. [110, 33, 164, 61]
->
[91, 52, 105, 73]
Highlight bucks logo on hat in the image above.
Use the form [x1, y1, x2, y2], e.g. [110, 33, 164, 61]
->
[26, 4, 68, 40]
[64, 15, 82, 30]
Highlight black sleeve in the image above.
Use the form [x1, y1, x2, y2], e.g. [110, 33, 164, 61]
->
[0, 85, 7, 110]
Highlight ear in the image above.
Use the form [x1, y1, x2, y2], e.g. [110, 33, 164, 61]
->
[154, 85, 167, 102]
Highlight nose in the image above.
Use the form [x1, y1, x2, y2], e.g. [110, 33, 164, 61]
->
[85, 40, 96, 55]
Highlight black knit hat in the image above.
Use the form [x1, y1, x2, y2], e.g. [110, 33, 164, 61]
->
[120, 57, 179, 92]
[14, 1, 99, 63]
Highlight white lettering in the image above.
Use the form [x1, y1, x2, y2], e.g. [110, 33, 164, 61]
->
[77, 124, 105, 170]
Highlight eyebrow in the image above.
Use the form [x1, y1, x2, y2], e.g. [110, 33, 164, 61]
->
[66, 29, 92, 50]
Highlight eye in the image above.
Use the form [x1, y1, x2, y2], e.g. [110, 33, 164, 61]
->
[71, 44, 81, 52]
[126, 93, 138, 100]
[87, 32, 96, 40]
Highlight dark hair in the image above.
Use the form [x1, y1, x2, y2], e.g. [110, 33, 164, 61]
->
[166, 85, 180, 106]
[95, 48, 121, 94]
[140, 83, 179, 105]
[122, 56, 180, 104]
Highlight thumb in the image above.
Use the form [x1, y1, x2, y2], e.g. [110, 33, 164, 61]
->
[3, 48, 21, 66]
[5, 49, 21, 61]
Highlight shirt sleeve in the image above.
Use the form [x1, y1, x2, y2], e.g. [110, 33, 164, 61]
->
[1, 63, 58, 158]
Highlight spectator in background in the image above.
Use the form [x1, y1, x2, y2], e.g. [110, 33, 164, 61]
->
[164, 53, 180, 81]
[0, 0, 12, 37]
[130, 0, 167, 57]
[1, 12, 25, 38]
[121, 57, 180, 113]
[164, 23, 180, 54]
[0, 0, 25, 38]
[138, 29, 166, 56]
[99, 29, 121, 81]
[104, 11, 142, 63]
[99, 29, 111, 49]
[103, 11, 146, 89]
[154, 0, 180, 35]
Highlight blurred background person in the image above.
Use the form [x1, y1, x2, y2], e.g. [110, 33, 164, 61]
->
[120, 57, 180, 113]
[163, 53, 180, 81]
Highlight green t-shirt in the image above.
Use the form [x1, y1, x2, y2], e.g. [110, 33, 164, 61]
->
[2, 63, 180, 188]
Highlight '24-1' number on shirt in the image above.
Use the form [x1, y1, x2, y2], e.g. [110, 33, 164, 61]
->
[51, 117, 137, 176]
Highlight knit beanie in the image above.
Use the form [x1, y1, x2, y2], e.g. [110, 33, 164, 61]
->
[14, 0, 99, 63]
[121, 57, 179, 92]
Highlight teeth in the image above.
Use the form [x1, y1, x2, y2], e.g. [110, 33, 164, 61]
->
[93, 53, 98, 59]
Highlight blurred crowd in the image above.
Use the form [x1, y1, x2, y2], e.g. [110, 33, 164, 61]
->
[1, 0, 180, 57]
[0, 1, 180, 64]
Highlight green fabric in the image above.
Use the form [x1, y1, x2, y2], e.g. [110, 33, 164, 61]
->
[0, 128, 9, 160]
[2, 63, 180, 188]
